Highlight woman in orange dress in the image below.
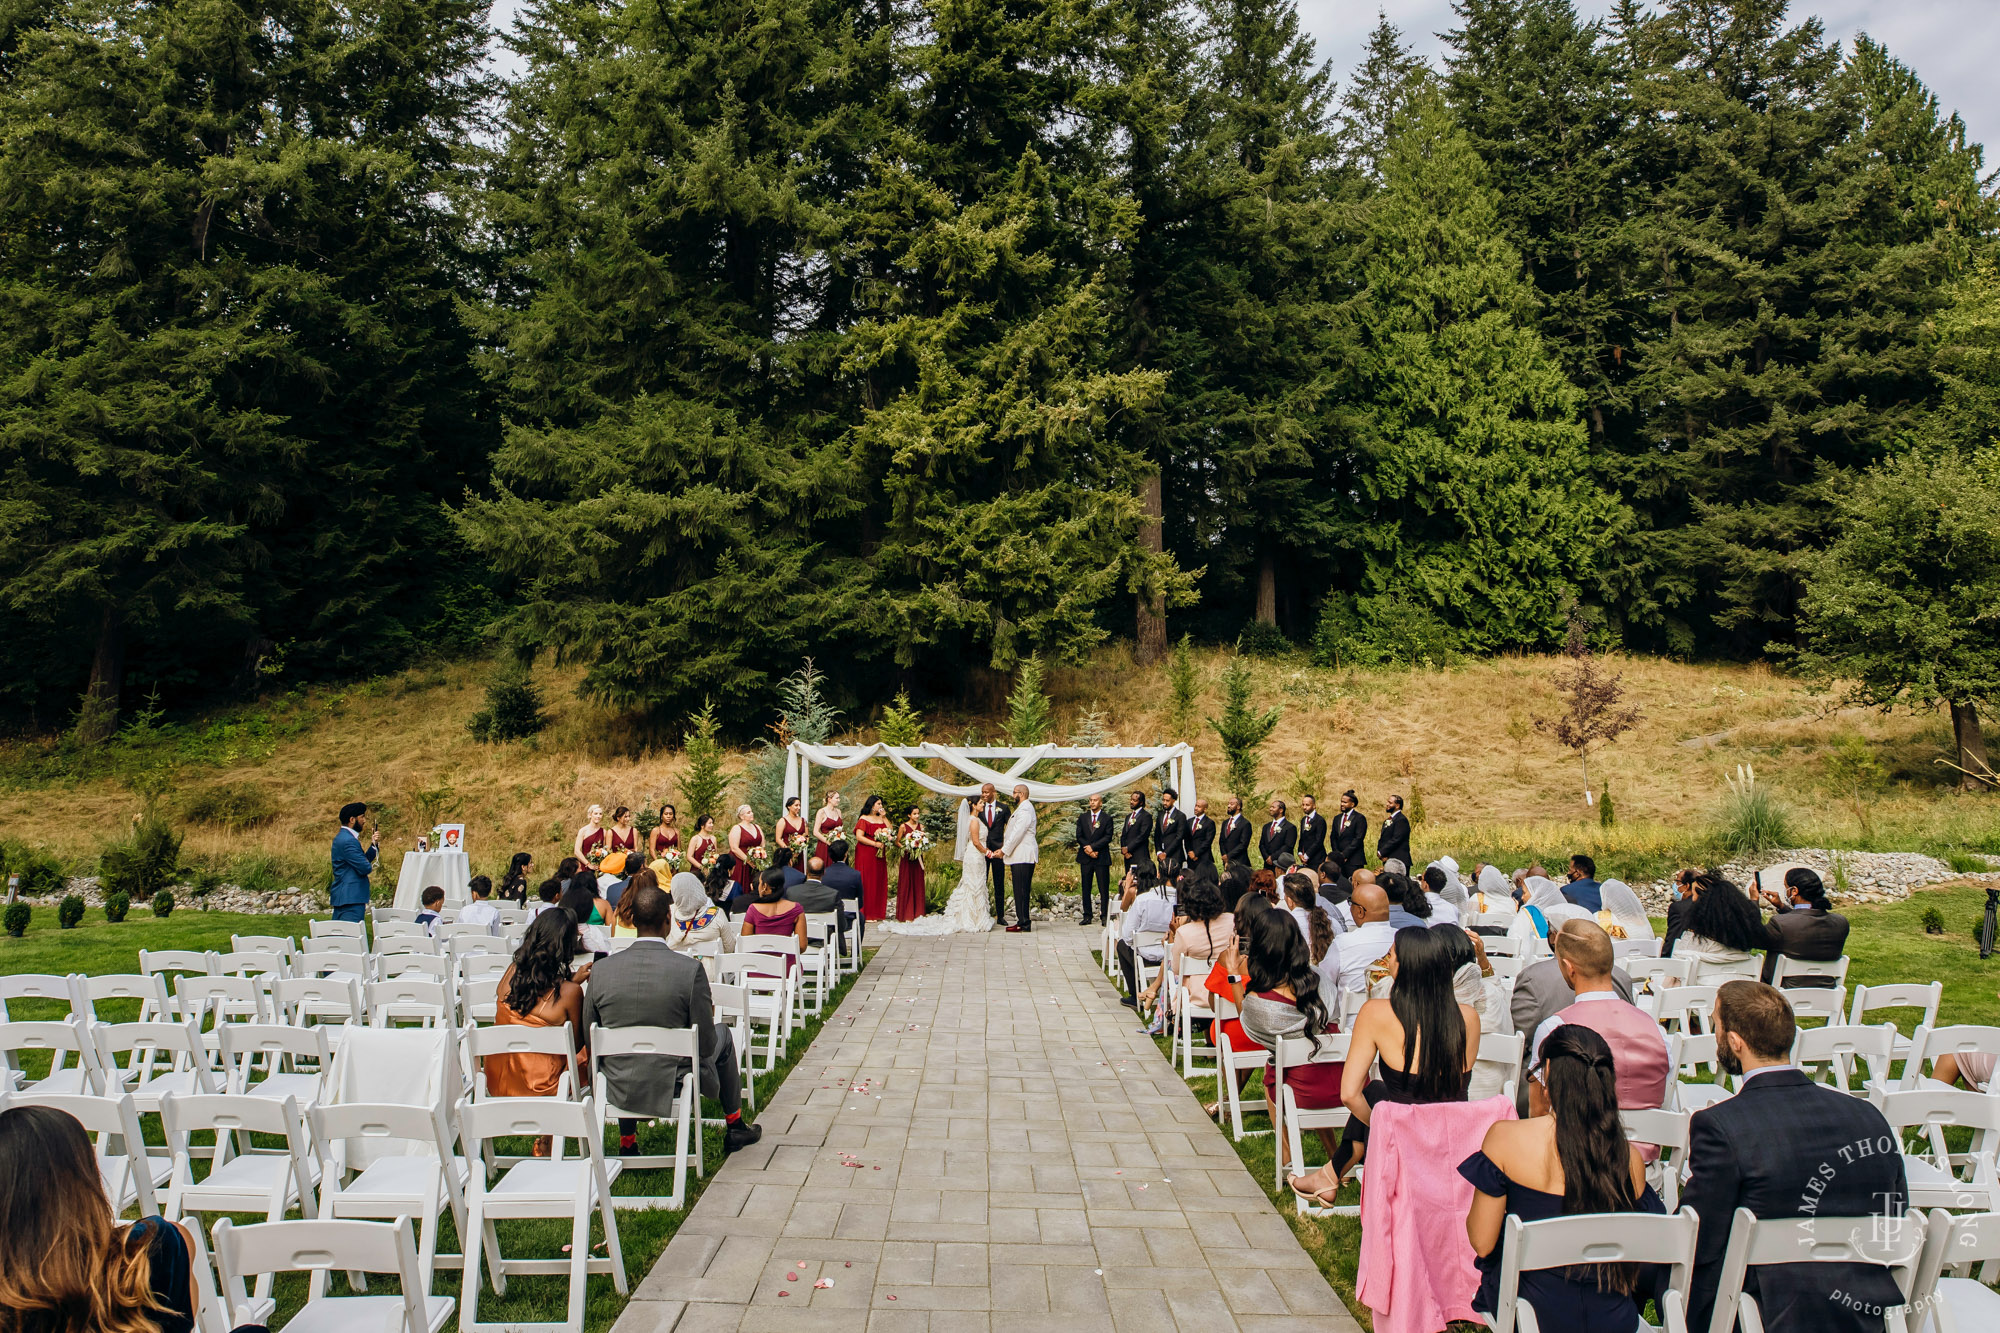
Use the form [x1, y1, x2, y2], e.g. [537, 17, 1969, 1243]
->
[487, 911, 591, 1154]
[894, 804, 928, 921]
[727, 804, 764, 899]
[854, 794, 890, 921]
[606, 806, 639, 857]
[687, 815, 718, 877]
[775, 797, 810, 865]
[812, 792, 844, 864]
[650, 803, 680, 861]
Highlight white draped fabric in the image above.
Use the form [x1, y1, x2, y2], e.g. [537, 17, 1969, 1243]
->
[785, 741, 1196, 815]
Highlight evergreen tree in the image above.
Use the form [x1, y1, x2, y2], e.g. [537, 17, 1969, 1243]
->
[1332, 89, 1621, 649]
[0, 0, 493, 735]
[1207, 655, 1279, 798]
[874, 689, 928, 818]
[1336, 15, 1430, 179]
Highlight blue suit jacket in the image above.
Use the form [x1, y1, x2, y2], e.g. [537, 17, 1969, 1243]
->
[1563, 877, 1603, 912]
[821, 863, 863, 902]
[330, 829, 378, 908]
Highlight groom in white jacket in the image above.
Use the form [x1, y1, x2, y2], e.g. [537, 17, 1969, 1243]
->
[1002, 783, 1038, 933]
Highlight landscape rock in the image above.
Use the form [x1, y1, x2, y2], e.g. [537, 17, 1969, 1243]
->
[15, 875, 325, 916]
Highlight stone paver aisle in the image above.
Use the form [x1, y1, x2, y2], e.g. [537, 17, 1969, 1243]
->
[614, 926, 1364, 1333]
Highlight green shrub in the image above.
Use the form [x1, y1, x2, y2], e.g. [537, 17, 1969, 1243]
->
[1715, 765, 1793, 856]
[99, 818, 185, 899]
[151, 889, 175, 918]
[1599, 782, 1616, 828]
[1237, 621, 1292, 659]
[57, 894, 84, 929]
[3, 902, 27, 936]
[467, 667, 549, 743]
[232, 855, 287, 895]
[181, 782, 279, 830]
[1, 842, 69, 896]
[1311, 591, 1460, 669]
[104, 891, 131, 923]
[1946, 850, 1995, 875]
[1921, 905, 1946, 934]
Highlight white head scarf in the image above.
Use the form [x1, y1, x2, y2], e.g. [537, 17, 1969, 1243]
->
[1598, 879, 1654, 939]
[1427, 861, 1469, 908]
[1473, 864, 1513, 910]
[1526, 877, 1568, 910]
[670, 872, 711, 920]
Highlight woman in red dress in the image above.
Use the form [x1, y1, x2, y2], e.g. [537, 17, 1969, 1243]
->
[775, 797, 810, 865]
[573, 804, 606, 866]
[893, 803, 928, 921]
[727, 804, 765, 899]
[686, 815, 718, 878]
[606, 806, 639, 857]
[853, 794, 890, 920]
[650, 804, 680, 860]
[812, 792, 844, 865]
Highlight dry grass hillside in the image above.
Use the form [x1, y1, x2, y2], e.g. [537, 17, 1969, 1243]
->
[2, 645, 1995, 887]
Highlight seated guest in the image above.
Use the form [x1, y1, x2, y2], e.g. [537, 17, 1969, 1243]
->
[609, 867, 657, 938]
[787, 857, 840, 912]
[1333, 882, 1395, 992]
[490, 910, 591, 1153]
[1683, 982, 1908, 1333]
[741, 867, 808, 966]
[1293, 925, 1480, 1205]
[1281, 873, 1343, 998]
[0, 1102, 220, 1333]
[1756, 867, 1848, 987]
[1667, 871, 1767, 981]
[532, 876, 563, 916]
[1117, 866, 1174, 1008]
[773, 845, 806, 891]
[1139, 876, 1235, 1015]
[1437, 925, 1511, 1100]
[1422, 864, 1462, 924]
[667, 871, 738, 951]
[1528, 921, 1669, 1147]
[1510, 921, 1637, 1112]
[459, 875, 501, 934]
[1468, 864, 1515, 920]
[596, 851, 630, 902]
[1463, 1025, 1666, 1330]
[499, 851, 535, 904]
[1562, 853, 1603, 912]
[1379, 871, 1433, 930]
[821, 840, 866, 951]
[558, 876, 614, 954]
[1208, 902, 1340, 1194]
[1510, 876, 1586, 943]
[1249, 867, 1280, 905]
[582, 884, 763, 1156]
[1596, 878, 1654, 941]
[415, 885, 446, 935]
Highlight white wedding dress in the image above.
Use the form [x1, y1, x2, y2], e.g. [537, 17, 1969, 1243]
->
[885, 801, 996, 936]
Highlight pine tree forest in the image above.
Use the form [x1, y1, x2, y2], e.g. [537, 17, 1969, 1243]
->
[1, 0, 1993, 737]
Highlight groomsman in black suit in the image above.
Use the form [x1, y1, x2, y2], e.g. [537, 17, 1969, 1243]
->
[1258, 799, 1297, 869]
[1119, 790, 1153, 875]
[1217, 796, 1253, 869]
[1153, 787, 1188, 876]
[1377, 792, 1412, 868]
[1184, 797, 1217, 875]
[1296, 794, 1327, 872]
[1073, 793, 1114, 924]
[1330, 789, 1367, 875]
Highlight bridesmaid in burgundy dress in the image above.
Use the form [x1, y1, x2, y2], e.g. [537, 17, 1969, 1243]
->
[650, 804, 680, 862]
[606, 806, 639, 858]
[893, 804, 928, 921]
[854, 795, 890, 921]
[727, 804, 765, 898]
[812, 792, 844, 865]
[686, 815, 718, 877]
[775, 797, 810, 865]
[574, 804, 607, 866]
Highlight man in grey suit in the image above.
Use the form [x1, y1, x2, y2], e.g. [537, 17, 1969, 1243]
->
[581, 884, 762, 1156]
[1508, 918, 1636, 1113]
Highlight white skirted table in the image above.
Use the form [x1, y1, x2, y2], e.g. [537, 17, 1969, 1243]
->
[393, 850, 472, 910]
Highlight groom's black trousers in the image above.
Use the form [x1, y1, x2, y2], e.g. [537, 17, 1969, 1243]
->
[1078, 859, 1110, 923]
[987, 853, 1008, 922]
[1008, 860, 1034, 929]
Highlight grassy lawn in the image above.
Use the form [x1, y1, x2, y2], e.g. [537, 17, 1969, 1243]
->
[1104, 876, 2000, 1332]
[0, 910, 870, 1332]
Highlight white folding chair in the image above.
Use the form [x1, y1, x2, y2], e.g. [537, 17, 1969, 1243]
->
[273, 976, 364, 1029]
[73, 972, 175, 1026]
[140, 950, 216, 1021]
[461, 976, 502, 1026]
[457, 1096, 629, 1332]
[381, 952, 453, 983]
[1708, 1207, 1925, 1333]
[448, 935, 507, 967]
[1485, 954, 1526, 982]
[177, 974, 268, 1047]
[1488, 1206, 1699, 1333]
[1476, 1030, 1527, 1107]
[1625, 955, 1693, 996]
[308, 919, 366, 941]
[436, 921, 496, 941]
[800, 913, 840, 1015]
[372, 907, 421, 925]
[1687, 954, 1762, 987]
[95, 1020, 216, 1115]
[1908, 1207, 2000, 1333]
[1172, 956, 1218, 1079]
[367, 978, 454, 1028]
[1614, 937, 1664, 959]
[0, 1016, 102, 1095]
[212, 950, 290, 985]
[229, 934, 298, 959]
[161, 1092, 321, 1302]
[466, 1023, 579, 1102]
[220, 1023, 335, 1119]
[736, 933, 807, 1022]
[1466, 911, 1516, 930]
[1900, 1025, 2000, 1092]
[0, 972, 79, 1019]
[589, 1023, 704, 1209]
[1620, 1106, 1692, 1210]
[296, 935, 369, 982]
[1670, 1033, 1733, 1113]
[1848, 983, 1941, 1065]
[716, 954, 793, 1073]
[212, 1216, 454, 1333]
[1210, 991, 1270, 1141]
[378, 935, 443, 958]
[457, 952, 512, 984]
[708, 981, 756, 1112]
[1794, 1023, 1896, 1095]
[0, 1088, 167, 1216]
[1786, 984, 1847, 1029]
[313, 1101, 492, 1289]
[1875, 1087, 2000, 1213]
[1772, 953, 1850, 990]
[1655, 985, 1719, 1035]
[1272, 1032, 1353, 1210]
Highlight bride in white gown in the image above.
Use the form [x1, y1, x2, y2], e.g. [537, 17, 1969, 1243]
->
[885, 799, 995, 936]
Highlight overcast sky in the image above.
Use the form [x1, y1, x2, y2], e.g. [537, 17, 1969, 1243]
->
[482, 1, 1996, 160]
